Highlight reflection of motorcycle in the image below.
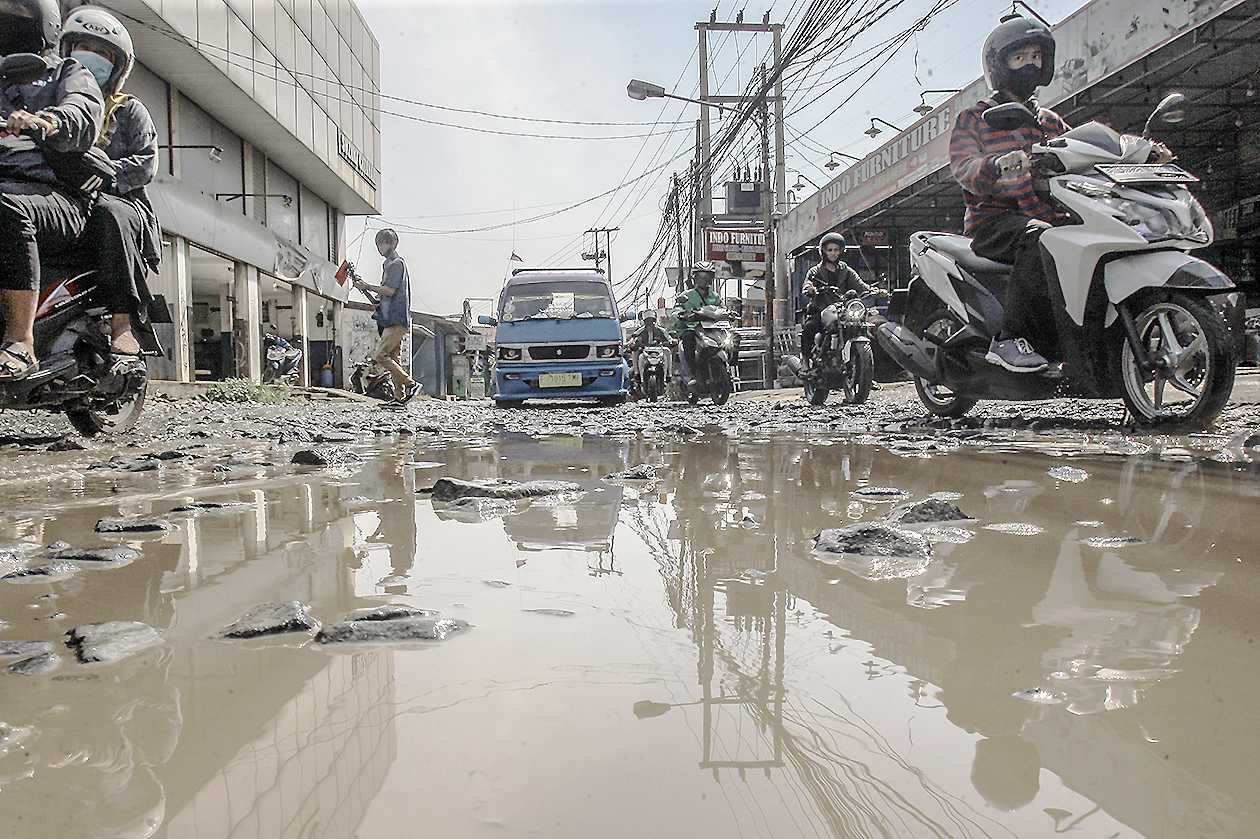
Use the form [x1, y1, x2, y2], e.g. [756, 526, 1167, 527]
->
[800, 288, 884, 406]
[350, 359, 394, 401]
[263, 334, 302, 384]
[680, 306, 737, 406]
[876, 93, 1238, 427]
[0, 259, 165, 436]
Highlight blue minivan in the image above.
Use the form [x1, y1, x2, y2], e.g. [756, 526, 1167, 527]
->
[479, 269, 629, 407]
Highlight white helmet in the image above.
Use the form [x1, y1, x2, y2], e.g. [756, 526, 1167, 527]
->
[61, 5, 134, 95]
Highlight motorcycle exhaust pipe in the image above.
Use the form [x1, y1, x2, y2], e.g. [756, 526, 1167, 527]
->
[783, 354, 803, 376]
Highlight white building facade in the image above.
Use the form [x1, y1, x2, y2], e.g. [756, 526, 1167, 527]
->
[73, 0, 382, 386]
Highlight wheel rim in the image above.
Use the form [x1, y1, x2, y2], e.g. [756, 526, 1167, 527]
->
[1121, 301, 1213, 421]
[918, 317, 962, 406]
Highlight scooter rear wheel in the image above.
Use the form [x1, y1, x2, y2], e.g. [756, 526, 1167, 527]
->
[913, 310, 978, 418]
[804, 379, 830, 406]
[66, 370, 148, 438]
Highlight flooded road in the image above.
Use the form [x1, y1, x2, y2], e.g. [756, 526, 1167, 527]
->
[1, 431, 1258, 838]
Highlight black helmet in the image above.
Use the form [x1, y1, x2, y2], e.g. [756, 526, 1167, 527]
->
[982, 15, 1055, 96]
[61, 6, 135, 96]
[0, 0, 62, 57]
[819, 232, 846, 260]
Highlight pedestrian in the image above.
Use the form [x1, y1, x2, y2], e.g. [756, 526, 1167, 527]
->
[353, 228, 419, 404]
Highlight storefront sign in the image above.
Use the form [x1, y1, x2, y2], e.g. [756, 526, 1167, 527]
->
[706, 227, 767, 262]
[337, 129, 378, 189]
[860, 231, 889, 247]
[465, 333, 487, 351]
[778, 0, 1250, 253]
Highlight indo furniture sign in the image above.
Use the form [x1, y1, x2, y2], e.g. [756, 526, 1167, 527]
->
[706, 227, 768, 262]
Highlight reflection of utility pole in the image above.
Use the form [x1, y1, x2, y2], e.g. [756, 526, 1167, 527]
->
[759, 63, 776, 390]
[584, 227, 620, 283]
[672, 174, 687, 293]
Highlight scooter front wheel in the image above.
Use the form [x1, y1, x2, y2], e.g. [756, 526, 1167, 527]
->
[804, 378, 830, 406]
[1118, 292, 1235, 427]
[913, 310, 978, 418]
[66, 367, 148, 438]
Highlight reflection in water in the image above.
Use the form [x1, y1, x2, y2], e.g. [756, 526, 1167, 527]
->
[1, 433, 1257, 837]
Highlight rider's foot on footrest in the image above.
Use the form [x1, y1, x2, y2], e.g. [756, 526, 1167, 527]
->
[985, 337, 1048, 373]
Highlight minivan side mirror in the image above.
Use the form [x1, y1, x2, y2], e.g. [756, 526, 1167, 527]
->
[620, 310, 638, 322]
[477, 315, 498, 326]
[982, 101, 1039, 131]
[1144, 92, 1187, 137]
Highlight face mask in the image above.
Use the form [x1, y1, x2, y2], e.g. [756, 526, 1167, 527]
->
[71, 50, 114, 89]
[1005, 64, 1043, 100]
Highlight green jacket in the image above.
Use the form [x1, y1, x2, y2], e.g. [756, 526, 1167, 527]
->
[672, 288, 723, 335]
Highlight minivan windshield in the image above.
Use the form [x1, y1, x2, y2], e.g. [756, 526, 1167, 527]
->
[501, 281, 615, 322]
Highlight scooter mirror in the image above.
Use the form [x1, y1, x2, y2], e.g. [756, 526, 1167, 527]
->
[1144, 92, 1187, 136]
[0, 53, 46, 80]
[477, 315, 497, 326]
[981, 102, 1039, 131]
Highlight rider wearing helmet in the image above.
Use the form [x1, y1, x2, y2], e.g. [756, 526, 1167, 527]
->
[0, 0, 104, 380]
[630, 309, 671, 387]
[951, 14, 1172, 373]
[673, 261, 723, 386]
[62, 5, 161, 357]
[800, 231, 878, 369]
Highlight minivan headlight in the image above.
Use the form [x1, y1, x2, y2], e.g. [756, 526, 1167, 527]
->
[498, 346, 522, 361]
[596, 344, 621, 358]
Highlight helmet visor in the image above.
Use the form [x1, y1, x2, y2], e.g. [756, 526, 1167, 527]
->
[0, 0, 41, 56]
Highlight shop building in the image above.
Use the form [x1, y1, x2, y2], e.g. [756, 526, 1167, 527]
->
[779, 0, 1259, 334]
[76, 0, 382, 386]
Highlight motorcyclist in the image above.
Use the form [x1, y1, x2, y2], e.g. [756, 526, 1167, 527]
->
[673, 260, 723, 387]
[800, 231, 880, 369]
[0, 0, 104, 380]
[61, 5, 160, 358]
[629, 309, 671, 386]
[950, 14, 1170, 373]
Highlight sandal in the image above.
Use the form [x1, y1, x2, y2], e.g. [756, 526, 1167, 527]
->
[0, 342, 38, 381]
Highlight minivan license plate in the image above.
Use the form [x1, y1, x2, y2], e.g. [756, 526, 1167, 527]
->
[539, 372, 582, 388]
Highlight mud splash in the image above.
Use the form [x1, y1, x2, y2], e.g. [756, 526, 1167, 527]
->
[0, 431, 1257, 837]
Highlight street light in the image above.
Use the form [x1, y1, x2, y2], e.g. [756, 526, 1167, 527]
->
[789, 169, 819, 191]
[913, 89, 962, 116]
[825, 150, 861, 171]
[865, 117, 904, 138]
[625, 78, 739, 113]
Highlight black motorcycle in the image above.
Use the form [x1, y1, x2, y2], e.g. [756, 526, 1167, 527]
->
[679, 305, 737, 406]
[0, 258, 166, 436]
[800, 288, 882, 406]
[262, 333, 303, 385]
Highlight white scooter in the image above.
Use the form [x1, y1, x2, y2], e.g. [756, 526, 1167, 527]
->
[877, 93, 1239, 426]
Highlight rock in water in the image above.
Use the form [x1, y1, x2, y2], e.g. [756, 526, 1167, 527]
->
[347, 604, 437, 622]
[1047, 465, 1089, 483]
[424, 477, 581, 502]
[170, 501, 251, 512]
[95, 518, 172, 534]
[315, 616, 468, 644]
[850, 486, 910, 502]
[887, 499, 973, 525]
[605, 464, 657, 480]
[218, 601, 320, 639]
[291, 446, 360, 467]
[814, 522, 931, 560]
[0, 640, 56, 659]
[51, 546, 140, 568]
[7, 652, 61, 676]
[65, 621, 162, 663]
[2, 561, 78, 583]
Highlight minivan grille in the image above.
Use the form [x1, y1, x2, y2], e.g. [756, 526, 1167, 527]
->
[528, 344, 590, 361]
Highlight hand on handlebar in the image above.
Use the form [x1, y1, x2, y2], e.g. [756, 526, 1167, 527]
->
[1149, 141, 1175, 165]
[1, 110, 56, 139]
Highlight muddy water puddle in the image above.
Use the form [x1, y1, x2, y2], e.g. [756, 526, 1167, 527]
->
[1, 432, 1258, 837]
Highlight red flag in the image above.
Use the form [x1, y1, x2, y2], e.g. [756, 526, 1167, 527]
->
[335, 261, 351, 286]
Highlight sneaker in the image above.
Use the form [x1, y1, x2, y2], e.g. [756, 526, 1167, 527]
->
[395, 382, 420, 405]
[985, 337, 1048, 373]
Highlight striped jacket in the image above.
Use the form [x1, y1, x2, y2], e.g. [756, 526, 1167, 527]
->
[949, 98, 1070, 234]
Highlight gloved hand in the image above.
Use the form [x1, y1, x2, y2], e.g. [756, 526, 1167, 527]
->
[1149, 141, 1175, 164]
[993, 149, 1031, 175]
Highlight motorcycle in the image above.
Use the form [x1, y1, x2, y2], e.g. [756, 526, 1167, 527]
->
[876, 92, 1238, 427]
[262, 334, 303, 385]
[798, 288, 883, 406]
[350, 359, 395, 401]
[0, 259, 165, 437]
[679, 305, 737, 406]
[636, 343, 671, 403]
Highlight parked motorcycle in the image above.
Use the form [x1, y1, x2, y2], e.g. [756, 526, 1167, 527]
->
[799, 288, 883, 406]
[679, 305, 736, 406]
[350, 359, 395, 401]
[876, 92, 1238, 427]
[0, 262, 165, 436]
[262, 334, 303, 385]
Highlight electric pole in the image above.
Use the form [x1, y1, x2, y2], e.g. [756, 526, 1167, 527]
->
[759, 64, 776, 390]
[672, 173, 687, 293]
[583, 227, 619, 282]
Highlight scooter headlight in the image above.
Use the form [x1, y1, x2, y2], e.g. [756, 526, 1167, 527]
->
[497, 346, 522, 361]
[843, 300, 867, 321]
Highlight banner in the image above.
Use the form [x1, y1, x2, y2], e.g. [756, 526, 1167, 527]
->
[706, 227, 767, 262]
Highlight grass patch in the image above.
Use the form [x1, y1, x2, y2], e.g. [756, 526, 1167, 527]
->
[202, 378, 285, 404]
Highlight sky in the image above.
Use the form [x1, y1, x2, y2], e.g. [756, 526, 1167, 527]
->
[348, 0, 1084, 316]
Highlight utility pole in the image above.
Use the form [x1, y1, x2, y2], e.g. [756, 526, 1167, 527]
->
[758, 64, 776, 391]
[584, 227, 618, 281]
[672, 173, 687, 293]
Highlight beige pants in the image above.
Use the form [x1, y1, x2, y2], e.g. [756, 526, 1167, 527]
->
[372, 324, 415, 395]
